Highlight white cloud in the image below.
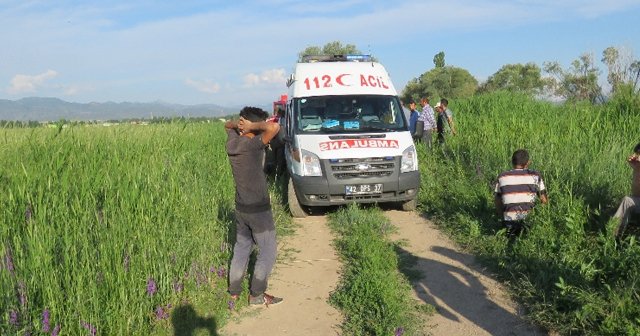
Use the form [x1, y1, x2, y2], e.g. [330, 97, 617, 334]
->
[185, 78, 221, 94]
[243, 68, 287, 87]
[1, 1, 639, 105]
[62, 84, 94, 96]
[8, 70, 58, 94]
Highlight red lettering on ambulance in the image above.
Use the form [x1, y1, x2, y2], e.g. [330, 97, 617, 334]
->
[318, 139, 399, 151]
[360, 75, 369, 87]
[381, 78, 389, 89]
[368, 75, 377, 87]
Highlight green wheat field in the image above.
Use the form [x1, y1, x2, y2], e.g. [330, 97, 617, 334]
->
[2, 91, 639, 335]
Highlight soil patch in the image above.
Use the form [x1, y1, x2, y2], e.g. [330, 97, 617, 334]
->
[387, 210, 547, 336]
[222, 209, 547, 335]
[221, 215, 342, 336]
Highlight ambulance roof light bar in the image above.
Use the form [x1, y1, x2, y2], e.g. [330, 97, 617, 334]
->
[301, 54, 372, 63]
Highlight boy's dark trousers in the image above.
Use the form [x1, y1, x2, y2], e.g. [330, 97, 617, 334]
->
[504, 220, 527, 239]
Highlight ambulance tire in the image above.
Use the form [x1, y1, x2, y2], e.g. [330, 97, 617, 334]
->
[401, 198, 417, 212]
[288, 177, 308, 218]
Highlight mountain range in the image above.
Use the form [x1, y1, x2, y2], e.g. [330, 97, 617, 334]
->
[0, 97, 245, 121]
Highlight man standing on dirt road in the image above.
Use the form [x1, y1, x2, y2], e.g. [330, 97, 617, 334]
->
[494, 149, 548, 238]
[613, 142, 640, 240]
[225, 106, 283, 307]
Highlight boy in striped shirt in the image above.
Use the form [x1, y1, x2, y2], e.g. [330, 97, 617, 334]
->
[494, 149, 548, 238]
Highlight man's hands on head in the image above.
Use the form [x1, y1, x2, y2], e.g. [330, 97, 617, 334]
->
[235, 117, 280, 145]
[238, 117, 253, 135]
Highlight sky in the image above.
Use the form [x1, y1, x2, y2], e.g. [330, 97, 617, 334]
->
[1, 0, 640, 107]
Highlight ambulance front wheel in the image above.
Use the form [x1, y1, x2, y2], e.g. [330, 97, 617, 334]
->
[288, 177, 308, 218]
[401, 198, 417, 211]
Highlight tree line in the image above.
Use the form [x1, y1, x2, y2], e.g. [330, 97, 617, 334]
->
[301, 41, 640, 110]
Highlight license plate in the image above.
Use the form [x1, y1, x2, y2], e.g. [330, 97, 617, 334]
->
[345, 184, 383, 195]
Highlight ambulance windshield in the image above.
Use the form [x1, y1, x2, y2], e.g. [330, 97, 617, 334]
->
[294, 95, 407, 134]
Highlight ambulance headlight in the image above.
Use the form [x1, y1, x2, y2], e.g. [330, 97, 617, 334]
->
[301, 149, 322, 176]
[401, 145, 418, 173]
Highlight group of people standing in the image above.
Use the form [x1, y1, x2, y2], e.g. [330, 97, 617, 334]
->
[407, 97, 457, 148]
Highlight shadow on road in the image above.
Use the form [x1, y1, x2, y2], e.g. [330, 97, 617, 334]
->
[171, 304, 218, 336]
[395, 245, 542, 335]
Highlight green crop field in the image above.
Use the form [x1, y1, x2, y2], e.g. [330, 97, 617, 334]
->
[0, 122, 295, 335]
[418, 92, 640, 335]
[2, 91, 638, 335]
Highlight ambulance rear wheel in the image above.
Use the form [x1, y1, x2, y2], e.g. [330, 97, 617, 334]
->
[288, 177, 308, 218]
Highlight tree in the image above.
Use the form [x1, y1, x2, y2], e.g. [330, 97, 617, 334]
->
[601, 46, 640, 112]
[602, 46, 624, 92]
[402, 66, 477, 103]
[402, 67, 477, 102]
[543, 53, 603, 103]
[402, 52, 477, 103]
[433, 51, 445, 68]
[478, 63, 545, 95]
[298, 41, 363, 61]
[601, 46, 640, 94]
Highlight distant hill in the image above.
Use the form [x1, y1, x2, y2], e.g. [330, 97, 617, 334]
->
[0, 97, 243, 121]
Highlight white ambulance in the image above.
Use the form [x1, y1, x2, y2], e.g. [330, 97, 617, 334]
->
[282, 55, 420, 217]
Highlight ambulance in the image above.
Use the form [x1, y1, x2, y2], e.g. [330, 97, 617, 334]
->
[282, 55, 420, 217]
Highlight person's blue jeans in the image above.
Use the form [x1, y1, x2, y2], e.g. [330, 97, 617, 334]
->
[228, 209, 277, 297]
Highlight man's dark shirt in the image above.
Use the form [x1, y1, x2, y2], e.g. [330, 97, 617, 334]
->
[226, 129, 271, 213]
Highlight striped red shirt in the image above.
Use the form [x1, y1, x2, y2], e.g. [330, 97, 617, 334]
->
[495, 168, 546, 221]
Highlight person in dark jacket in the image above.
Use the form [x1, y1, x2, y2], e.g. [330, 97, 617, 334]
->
[225, 106, 283, 306]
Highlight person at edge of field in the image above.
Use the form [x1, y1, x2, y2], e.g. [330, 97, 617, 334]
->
[266, 107, 283, 123]
[265, 108, 286, 176]
[418, 97, 437, 148]
[225, 106, 283, 307]
[408, 100, 420, 141]
[271, 108, 287, 177]
[613, 142, 640, 240]
[494, 149, 549, 239]
[435, 98, 457, 144]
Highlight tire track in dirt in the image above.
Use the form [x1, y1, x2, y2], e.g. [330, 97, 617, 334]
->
[222, 209, 547, 336]
[221, 215, 342, 336]
[387, 210, 548, 336]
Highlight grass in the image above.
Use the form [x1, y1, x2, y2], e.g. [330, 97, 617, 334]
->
[417, 91, 640, 335]
[327, 203, 431, 336]
[5, 90, 637, 335]
[0, 122, 293, 335]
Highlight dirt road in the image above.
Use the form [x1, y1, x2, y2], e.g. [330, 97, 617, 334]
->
[221, 215, 342, 336]
[221, 210, 546, 336]
[387, 210, 546, 336]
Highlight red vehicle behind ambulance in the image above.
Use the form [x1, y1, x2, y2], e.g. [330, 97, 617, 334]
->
[282, 55, 420, 217]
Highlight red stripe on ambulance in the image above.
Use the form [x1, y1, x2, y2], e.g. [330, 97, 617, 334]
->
[319, 139, 399, 151]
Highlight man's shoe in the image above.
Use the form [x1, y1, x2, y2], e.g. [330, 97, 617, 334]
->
[249, 293, 283, 307]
